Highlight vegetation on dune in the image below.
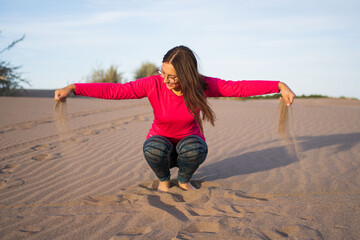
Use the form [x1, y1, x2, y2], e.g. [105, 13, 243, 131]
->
[214, 93, 358, 101]
[244, 93, 330, 100]
[134, 62, 158, 80]
[0, 32, 30, 96]
[85, 61, 158, 84]
[86, 65, 123, 83]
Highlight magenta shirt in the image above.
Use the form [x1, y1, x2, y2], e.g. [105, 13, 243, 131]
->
[74, 75, 279, 143]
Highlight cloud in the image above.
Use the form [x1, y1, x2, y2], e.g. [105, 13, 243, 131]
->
[3, 10, 148, 32]
[206, 15, 346, 35]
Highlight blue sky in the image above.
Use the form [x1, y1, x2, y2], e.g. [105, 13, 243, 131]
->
[1, 0, 359, 98]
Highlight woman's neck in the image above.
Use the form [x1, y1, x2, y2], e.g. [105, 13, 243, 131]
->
[172, 89, 183, 96]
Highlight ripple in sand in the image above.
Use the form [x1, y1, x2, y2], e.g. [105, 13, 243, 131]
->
[19, 227, 42, 235]
[31, 153, 61, 161]
[82, 195, 126, 205]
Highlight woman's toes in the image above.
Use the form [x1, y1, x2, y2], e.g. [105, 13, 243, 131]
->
[157, 181, 170, 192]
[178, 182, 196, 190]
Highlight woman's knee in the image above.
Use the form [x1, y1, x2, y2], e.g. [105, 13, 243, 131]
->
[176, 135, 208, 164]
[143, 136, 173, 165]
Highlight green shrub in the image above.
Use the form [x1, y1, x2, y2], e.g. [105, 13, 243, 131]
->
[87, 65, 123, 83]
[0, 33, 30, 95]
[134, 62, 158, 80]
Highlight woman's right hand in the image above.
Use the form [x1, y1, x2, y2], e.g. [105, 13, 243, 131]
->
[278, 82, 295, 106]
[54, 84, 76, 102]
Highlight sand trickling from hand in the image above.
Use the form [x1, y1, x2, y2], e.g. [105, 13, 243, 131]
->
[54, 100, 69, 141]
[277, 98, 302, 159]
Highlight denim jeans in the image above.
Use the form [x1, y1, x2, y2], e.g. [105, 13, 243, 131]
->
[143, 135, 208, 183]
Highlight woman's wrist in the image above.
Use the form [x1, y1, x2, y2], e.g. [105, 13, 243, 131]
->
[278, 81, 286, 92]
[68, 84, 76, 93]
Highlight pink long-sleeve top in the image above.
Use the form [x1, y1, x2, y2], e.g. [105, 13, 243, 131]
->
[74, 75, 280, 143]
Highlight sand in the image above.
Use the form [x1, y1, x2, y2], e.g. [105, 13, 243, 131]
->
[0, 96, 359, 239]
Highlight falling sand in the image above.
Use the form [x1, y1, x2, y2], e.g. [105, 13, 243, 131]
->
[54, 99, 69, 141]
[277, 98, 302, 160]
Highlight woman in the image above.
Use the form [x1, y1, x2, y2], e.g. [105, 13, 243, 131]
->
[55, 45, 295, 192]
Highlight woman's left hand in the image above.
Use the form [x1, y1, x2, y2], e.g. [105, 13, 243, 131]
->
[278, 82, 295, 106]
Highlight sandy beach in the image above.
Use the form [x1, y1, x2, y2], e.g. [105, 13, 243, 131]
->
[0, 95, 359, 239]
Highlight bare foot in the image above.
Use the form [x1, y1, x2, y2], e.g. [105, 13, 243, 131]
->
[157, 181, 170, 192]
[178, 182, 196, 191]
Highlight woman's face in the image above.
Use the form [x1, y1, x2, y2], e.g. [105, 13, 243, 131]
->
[161, 62, 181, 92]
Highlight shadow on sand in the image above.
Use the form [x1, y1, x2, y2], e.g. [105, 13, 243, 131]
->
[196, 132, 360, 181]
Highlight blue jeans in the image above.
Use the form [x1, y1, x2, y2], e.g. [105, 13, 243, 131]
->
[143, 135, 208, 183]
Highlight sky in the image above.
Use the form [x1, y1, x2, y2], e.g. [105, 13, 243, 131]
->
[1, 0, 359, 99]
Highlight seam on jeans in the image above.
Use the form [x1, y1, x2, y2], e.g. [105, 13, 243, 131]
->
[144, 145, 171, 154]
[146, 139, 172, 147]
[144, 150, 169, 160]
[177, 139, 207, 149]
[178, 147, 207, 153]
[177, 146, 207, 155]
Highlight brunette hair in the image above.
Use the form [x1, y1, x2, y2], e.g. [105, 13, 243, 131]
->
[163, 45, 215, 132]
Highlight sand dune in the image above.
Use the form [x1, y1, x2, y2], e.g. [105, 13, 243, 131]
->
[0, 96, 359, 239]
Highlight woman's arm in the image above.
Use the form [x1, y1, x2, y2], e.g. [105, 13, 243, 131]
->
[205, 77, 295, 105]
[54, 76, 155, 101]
[205, 77, 280, 98]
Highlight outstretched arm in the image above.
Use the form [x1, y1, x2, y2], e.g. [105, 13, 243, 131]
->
[54, 84, 75, 101]
[278, 82, 295, 106]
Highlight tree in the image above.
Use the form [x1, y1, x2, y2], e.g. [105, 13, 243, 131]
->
[86, 65, 123, 83]
[134, 62, 158, 80]
[0, 33, 29, 95]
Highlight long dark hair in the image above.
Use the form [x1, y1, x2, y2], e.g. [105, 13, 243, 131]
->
[163, 45, 215, 133]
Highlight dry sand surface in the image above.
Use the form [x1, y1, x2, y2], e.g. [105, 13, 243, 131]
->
[0, 96, 359, 240]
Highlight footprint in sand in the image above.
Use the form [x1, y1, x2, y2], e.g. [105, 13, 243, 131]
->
[186, 207, 220, 217]
[134, 115, 150, 122]
[12, 123, 33, 130]
[78, 130, 100, 136]
[36, 119, 53, 125]
[275, 225, 324, 240]
[4, 177, 25, 189]
[31, 153, 61, 161]
[30, 144, 56, 151]
[112, 120, 129, 125]
[175, 221, 221, 239]
[110, 226, 152, 240]
[186, 198, 245, 217]
[185, 221, 221, 233]
[1, 165, 22, 189]
[0, 126, 12, 134]
[0, 124, 31, 134]
[61, 137, 89, 144]
[111, 125, 125, 130]
[213, 205, 245, 216]
[0, 164, 19, 173]
[0, 179, 7, 188]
